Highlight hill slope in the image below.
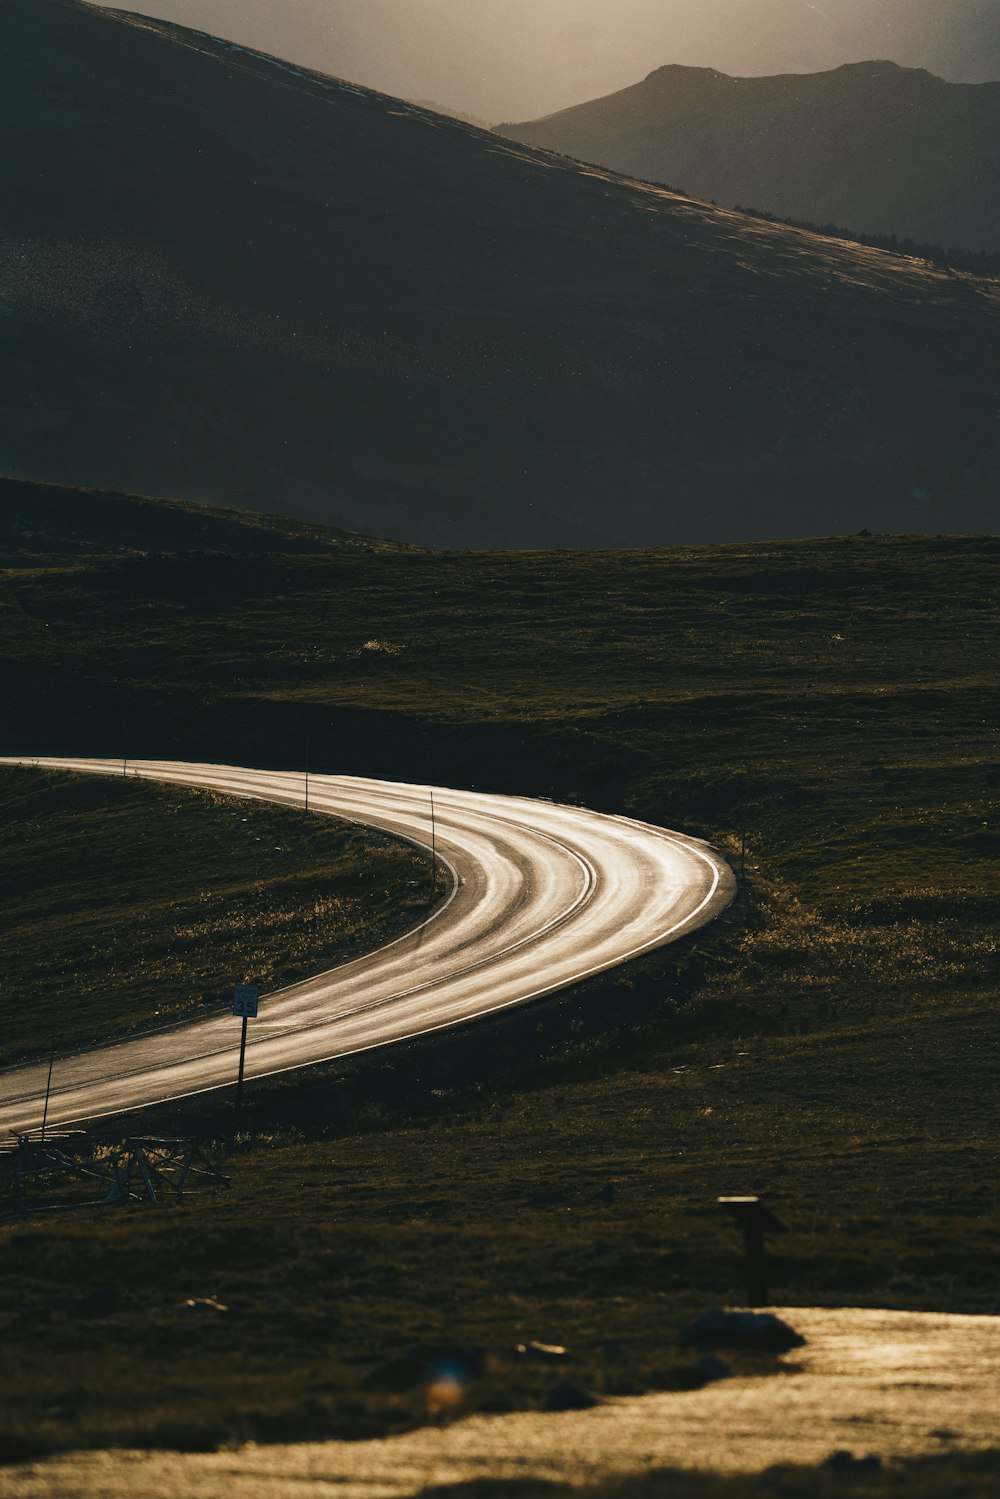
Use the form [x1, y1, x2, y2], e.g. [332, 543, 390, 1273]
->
[1, 485, 998, 1455]
[3, 0, 999, 546]
[499, 61, 1000, 255]
[0, 475, 413, 560]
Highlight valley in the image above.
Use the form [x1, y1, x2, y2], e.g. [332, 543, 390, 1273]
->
[0, 486, 996, 1461]
[2, 0, 998, 1486]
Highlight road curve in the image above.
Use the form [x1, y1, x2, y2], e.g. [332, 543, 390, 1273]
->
[0, 758, 736, 1135]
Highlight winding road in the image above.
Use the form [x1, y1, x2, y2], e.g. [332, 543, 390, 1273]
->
[0, 758, 736, 1136]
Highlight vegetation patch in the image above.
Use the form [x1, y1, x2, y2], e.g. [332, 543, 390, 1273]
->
[0, 494, 996, 1459]
[0, 767, 434, 1067]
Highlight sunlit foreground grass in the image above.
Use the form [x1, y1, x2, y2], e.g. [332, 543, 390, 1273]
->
[0, 491, 997, 1462]
[3, 1309, 999, 1494]
[1, 962, 997, 1457]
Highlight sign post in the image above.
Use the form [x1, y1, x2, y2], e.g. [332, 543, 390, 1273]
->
[232, 985, 260, 1107]
[717, 1196, 787, 1306]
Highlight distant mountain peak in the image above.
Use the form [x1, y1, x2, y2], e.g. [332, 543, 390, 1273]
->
[502, 58, 1000, 256]
[641, 58, 943, 87]
[832, 58, 940, 81]
[645, 64, 729, 81]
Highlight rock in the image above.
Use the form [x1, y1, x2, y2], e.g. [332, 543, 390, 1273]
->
[821, 1451, 882, 1475]
[693, 1355, 733, 1383]
[178, 1297, 228, 1314]
[600, 1340, 627, 1362]
[595, 1183, 615, 1204]
[515, 1340, 569, 1362]
[678, 1308, 805, 1353]
[527, 1189, 568, 1208]
[543, 1380, 600, 1412]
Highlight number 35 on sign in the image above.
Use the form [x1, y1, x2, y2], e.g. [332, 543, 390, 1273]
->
[233, 985, 260, 1019]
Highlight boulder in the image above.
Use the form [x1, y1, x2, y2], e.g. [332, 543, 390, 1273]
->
[515, 1340, 569, 1362]
[679, 1308, 805, 1353]
[177, 1297, 228, 1314]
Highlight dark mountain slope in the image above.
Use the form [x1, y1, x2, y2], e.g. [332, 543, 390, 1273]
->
[0, 476, 413, 561]
[3, 0, 999, 546]
[499, 62, 1000, 255]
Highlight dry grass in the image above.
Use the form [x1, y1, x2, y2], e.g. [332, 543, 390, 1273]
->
[0, 767, 433, 1067]
[0, 506, 996, 1461]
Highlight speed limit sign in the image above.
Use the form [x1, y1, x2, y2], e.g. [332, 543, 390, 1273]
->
[232, 985, 260, 1019]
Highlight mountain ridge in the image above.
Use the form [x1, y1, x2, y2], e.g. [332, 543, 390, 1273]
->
[499, 60, 1000, 255]
[3, 0, 998, 546]
[95, 0, 1000, 120]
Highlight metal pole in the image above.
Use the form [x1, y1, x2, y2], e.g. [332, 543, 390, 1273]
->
[40, 1032, 56, 1142]
[236, 1015, 248, 1107]
[743, 1221, 768, 1306]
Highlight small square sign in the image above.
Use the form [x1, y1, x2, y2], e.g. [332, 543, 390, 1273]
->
[233, 985, 260, 1019]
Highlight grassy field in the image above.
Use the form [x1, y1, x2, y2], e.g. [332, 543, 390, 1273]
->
[0, 765, 434, 1068]
[0, 484, 997, 1461]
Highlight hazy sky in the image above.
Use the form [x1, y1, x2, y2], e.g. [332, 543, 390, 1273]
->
[101, 1, 1000, 120]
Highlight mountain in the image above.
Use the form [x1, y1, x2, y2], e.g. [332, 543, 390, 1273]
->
[3, 0, 999, 547]
[97, 1, 1000, 124]
[499, 62, 1000, 255]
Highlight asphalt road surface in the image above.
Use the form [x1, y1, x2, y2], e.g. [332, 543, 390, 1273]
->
[0, 758, 736, 1136]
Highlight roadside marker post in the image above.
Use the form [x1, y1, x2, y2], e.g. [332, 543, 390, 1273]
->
[718, 1196, 787, 1306]
[232, 985, 260, 1107]
[39, 1030, 57, 1143]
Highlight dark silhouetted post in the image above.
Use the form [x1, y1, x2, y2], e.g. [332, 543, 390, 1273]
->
[40, 1030, 57, 1142]
[718, 1196, 787, 1306]
[236, 1016, 249, 1106]
[232, 985, 260, 1107]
